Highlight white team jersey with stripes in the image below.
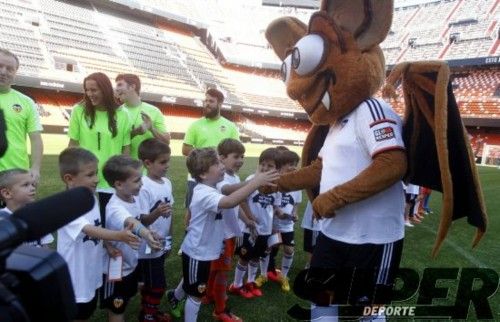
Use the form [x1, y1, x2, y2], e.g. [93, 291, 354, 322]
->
[181, 183, 225, 261]
[105, 194, 143, 276]
[318, 98, 405, 244]
[57, 198, 104, 303]
[243, 173, 281, 235]
[138, 175, 174, 259]
[273, 190, 302, 233]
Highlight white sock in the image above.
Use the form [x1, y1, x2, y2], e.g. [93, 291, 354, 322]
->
[311, 303, 338, 322]
[174, 278, 186, 300]
[260, 254, 270, 276]
[281, 252, 294, 278]
[184, 296, 201, 322]
[247, 260, 259, 283]
[233, 262, 247, 288]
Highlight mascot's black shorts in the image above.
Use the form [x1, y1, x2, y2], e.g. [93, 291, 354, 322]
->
[310, 233, 403, 306]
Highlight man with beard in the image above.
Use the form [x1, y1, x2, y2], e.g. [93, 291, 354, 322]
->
[182, 88, 239, 212]
[0, 48, 43, 184]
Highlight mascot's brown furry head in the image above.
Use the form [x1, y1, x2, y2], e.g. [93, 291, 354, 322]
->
[266, 0, 486, 256]
[266, 0, 391, 125]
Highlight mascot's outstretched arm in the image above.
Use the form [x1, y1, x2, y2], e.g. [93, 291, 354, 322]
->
[276, 158, 322, 192]
[313, 149, 407, 217]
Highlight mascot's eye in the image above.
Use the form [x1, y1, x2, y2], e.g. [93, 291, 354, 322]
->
[292, 34, 325, 76]
[292, 48, 300, 69]
[281, 55, 292, 84]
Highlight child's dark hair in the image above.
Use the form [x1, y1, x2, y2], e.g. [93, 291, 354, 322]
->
[259, 147, 280, 165]
[103, 155, 142, 187]
[59, 147, 98, 178]
[186, 148, 219, 182]
[138, 138, 171, 162]
[278, 149, 300, 168]
[217, 138, 245, 157]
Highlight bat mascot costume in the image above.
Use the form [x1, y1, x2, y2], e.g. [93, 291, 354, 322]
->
[264, 0, 487, 320]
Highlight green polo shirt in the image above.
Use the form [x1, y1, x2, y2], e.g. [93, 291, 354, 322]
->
[184, 116, 239, 149]
[68, 103, 131, 189]
[0, 88, 43, 170]
[123, 101, 167, 159]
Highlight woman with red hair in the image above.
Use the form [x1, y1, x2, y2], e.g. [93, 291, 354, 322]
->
[68, 72, 131, 218]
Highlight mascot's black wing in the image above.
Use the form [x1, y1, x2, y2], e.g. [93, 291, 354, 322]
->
[384, 61, 487, 257]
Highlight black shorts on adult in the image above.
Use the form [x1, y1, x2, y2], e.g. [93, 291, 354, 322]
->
[138, 253, 167, 289]
[75, 291, 98, 320]
[236, 233, 270, 261]
[303, 228, 320, 253]
[182, 253, 211, 297]
[184, 180, 198, 208]
[280, 231, 295, 247]
[100, 267, 139, 314]
[310, 232, 403, 306]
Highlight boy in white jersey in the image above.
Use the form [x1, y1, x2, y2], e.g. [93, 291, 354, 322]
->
[0, 169, 53, 247]
[101, 155, 162, 322]
[257, 149, 302, 292]
[179, 148, 278, 322]
[137, 138, 174, 322]
[57, 147, 141, 322]
[229, 148, 281, 298]
[202, 138, 253, 321]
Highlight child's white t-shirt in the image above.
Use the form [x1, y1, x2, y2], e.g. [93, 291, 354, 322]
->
[244, 174, 281, 235]
[105, 194, 143, 276]
[216, 172, 243, 239]
[138, 175, 174, 259]
[300, 201, 321, 231]
[57, 197, 104, 303]
[181, 183, 224, 261]
[273, 190, 302, 233]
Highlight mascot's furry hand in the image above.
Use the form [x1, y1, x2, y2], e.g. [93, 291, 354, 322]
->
[312, 192, 338, 219]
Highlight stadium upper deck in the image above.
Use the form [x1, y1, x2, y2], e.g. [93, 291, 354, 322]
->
[0, 0, 498, 119]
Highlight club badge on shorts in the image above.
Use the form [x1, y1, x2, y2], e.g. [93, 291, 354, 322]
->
[197, 283, 207, 294]
[113, 297, 124, 308]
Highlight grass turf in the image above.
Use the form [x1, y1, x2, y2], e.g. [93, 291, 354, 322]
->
[33, 136, 499, 321]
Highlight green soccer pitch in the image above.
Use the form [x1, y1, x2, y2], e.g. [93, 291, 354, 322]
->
[33, 134, 500, 322]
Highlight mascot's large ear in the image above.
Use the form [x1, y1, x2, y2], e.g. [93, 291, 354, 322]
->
[265, 17, 307, 60]
[321, 0, 393, 50]
[383, 61, 487, 257]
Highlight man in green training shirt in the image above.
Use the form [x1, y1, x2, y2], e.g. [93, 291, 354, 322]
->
[181, 88, 240, 224]
[0, 48, 43, 184]
[115, 74, 170, 159]
[182, 88, 239, 156]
